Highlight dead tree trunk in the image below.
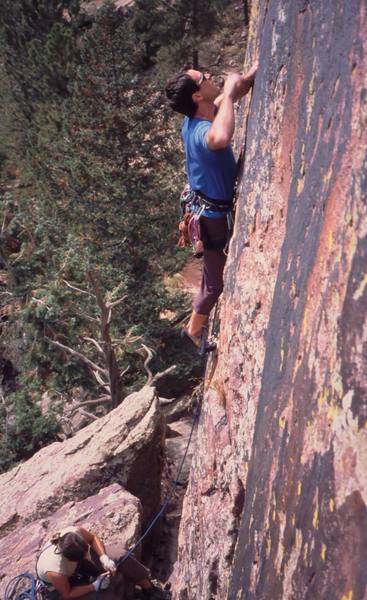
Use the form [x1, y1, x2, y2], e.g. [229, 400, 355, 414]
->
[87, 271, 122, 408]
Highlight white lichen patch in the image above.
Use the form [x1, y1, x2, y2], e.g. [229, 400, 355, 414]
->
[332, 390, 367, 508]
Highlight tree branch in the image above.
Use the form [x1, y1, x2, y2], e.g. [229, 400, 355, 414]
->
[68, 396, 112, 415]
[93, 370, 110, 388]
[77, 407, 99, 421]
[62, 279, 93, 296]
[84, 337, 104, 354]
[150, 364, 176, 386]
[120, 366, 129, 378]
[47, 338, 108, 375]
[107, 294, 127, 308]
[74, 310, 99, 323]
[140, 343, 154, 385]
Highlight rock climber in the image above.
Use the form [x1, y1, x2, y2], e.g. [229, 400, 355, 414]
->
[165, 64, 257, 352]
[35, 525, 163, 599]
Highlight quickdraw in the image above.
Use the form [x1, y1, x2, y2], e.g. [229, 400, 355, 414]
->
[177, 184, 233, 256]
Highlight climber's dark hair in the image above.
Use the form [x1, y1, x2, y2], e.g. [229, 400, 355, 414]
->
[165, 71, 199, 117]
[53, 532, 88, 562]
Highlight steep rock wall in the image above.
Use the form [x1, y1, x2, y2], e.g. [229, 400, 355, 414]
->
[173, 1, 367, 599]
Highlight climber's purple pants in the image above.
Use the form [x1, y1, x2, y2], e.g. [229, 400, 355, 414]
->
[193, 215, 228, 316]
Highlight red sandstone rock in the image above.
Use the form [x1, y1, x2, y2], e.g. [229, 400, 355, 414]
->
[172, 1, 367, 598]
[0, 386, 164, 552]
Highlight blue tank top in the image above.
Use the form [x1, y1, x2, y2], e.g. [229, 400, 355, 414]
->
[182, 117, 236, 218]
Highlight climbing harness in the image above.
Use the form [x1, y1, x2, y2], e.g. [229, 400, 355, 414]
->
[177, 184, 233, 256]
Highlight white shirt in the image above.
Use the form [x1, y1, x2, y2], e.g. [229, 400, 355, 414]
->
[36, 526, 85, 584]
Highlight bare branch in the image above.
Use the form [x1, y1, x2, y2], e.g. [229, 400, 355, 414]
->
[47, 338, 108, 375]
[112, 336, 141, 346]
[62, 279, 93, 297]
[140, 344, 154, 385]
[1, 210, 7, 234]
[120, 366, 129, 378]
[0, 387, 9, 444]
[107, 294, 127, 308]
[74, 310, 99, 323]
[84, 337, 104, 354]
[68, 396, 112, 414]
[80, 396, 111, 406]
[87, 270, 104, 308]
[159, 396, 176, 405]
[150, 365, 177, 386]
[77, 407, 98, 421]
[12, 244, 27, 263]
[93, 370, 110, 388]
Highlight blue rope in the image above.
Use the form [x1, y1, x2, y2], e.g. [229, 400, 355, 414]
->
[4, 572, 38, 600]
[5, 382, 204, 600]
[116, 396, 201, 568]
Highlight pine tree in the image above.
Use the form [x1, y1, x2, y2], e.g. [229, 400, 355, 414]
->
[0, 0, 237, 470]
[0, 0, 187, 411]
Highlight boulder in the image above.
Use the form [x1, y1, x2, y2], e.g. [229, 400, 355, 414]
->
[161, 395, 194, 424]
[0, 385, 164, 538]
[0, 484, 141, 597]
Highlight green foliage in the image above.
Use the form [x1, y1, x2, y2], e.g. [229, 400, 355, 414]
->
[131, 0, 230, 74]
[0, 0, 236, 471]
[0, 383, 59, 473]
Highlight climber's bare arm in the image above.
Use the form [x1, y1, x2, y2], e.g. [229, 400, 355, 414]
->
[206, 74, 241, 149]
[78, 527, 105, 557]
[46, 572, 95, 599]
[214, 63, 257, 109]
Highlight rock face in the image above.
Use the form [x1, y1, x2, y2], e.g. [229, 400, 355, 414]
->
[0, 386, 165, 591]
[172, 1, 367, 599]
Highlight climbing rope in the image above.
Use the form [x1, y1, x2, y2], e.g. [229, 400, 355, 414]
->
[5, 335, 209, 600]
[4, 571, 42, 600]
[115, 393, 201, 569]
[4, 400, 200, 600]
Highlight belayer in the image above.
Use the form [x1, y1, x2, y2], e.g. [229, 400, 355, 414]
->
[35, 525, 163, 598]
[166, 64, 257, 353]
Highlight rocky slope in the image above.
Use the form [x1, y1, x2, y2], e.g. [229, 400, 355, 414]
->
[172, 1, 367, 599]
[0, 386, 164, 596]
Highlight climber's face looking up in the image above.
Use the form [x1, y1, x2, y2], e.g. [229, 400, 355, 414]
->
[186, 69, 221, 102]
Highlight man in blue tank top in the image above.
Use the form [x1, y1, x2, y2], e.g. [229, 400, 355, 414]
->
[166, 65, 257, 351]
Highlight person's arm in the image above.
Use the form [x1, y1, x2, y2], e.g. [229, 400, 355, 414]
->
[206, 74, 242, 150]
[78, 527, 105, 556]
[214, 63, 258, 110]
[46, 572, 95, 599]
[78, 527, 116, 574]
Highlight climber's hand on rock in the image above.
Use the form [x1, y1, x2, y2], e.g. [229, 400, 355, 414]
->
[223, 73, 246, 100]
[100, 553, 117, 574]
[243, 61, 258, 83]
[93, 572, 111, 591]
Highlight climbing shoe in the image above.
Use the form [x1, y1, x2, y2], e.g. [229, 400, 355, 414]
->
[181, 328, 216, 355]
